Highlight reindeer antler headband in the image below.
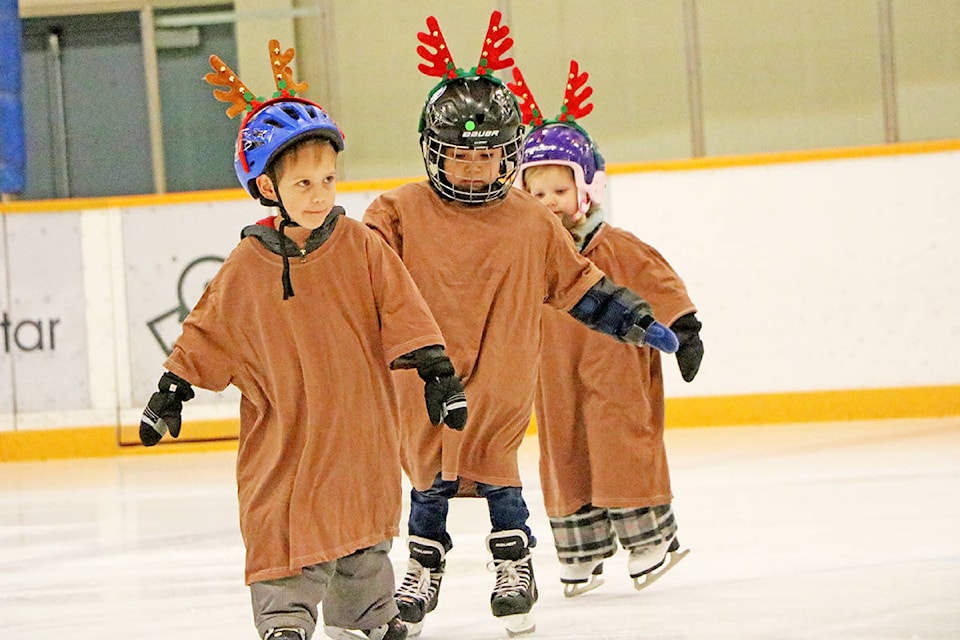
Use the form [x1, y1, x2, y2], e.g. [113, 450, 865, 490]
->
[417, 10, 515, 86]
[204, 39, 310, 118]
[507, 59, 594, 128]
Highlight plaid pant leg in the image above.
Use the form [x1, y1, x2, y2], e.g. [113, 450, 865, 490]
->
[608, 503, 677, 552]
[549, 504, 617, 565]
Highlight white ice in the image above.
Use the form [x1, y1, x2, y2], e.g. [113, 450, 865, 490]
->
[1, 418, 958, 639]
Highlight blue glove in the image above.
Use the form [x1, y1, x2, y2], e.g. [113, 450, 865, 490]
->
[569, 277, 678, 353]
[640, 320, 679, 354]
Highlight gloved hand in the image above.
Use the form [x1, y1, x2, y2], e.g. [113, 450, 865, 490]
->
[424, 374, 468, 430]
[570, 277, 678, 354]
[139, 371, 195, 446]
[640, 319, 680, 354]
[671, 313, 704, 382]
[415, 351, 468, 431]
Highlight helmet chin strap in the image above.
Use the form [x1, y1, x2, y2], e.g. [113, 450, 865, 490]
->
[265, 189, 299, 300]
[572, 197, 590, 222]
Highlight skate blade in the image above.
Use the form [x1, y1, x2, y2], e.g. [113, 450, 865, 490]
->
[322, 625, 366, 640]
[562, 575, 605, 598]
[632, 547, 690, 592]
[500, 612, 536, 637]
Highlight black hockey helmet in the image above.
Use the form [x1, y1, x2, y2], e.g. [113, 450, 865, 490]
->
[414, 11, 522, 204]
[419, 76, 524, 204]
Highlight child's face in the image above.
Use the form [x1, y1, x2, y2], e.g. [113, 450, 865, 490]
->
[256, 141, 338, 229]
[442, 147, 503, 189]
[523, 165, 581, 230]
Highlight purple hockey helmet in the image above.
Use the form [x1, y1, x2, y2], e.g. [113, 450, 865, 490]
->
[517, 122, 606, 220]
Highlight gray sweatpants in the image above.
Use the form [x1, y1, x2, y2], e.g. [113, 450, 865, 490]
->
[250, 539, 399, 639]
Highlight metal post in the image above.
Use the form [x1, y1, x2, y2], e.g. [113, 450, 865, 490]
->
[46, 28, 71, 197]
[682, 0, 705, 157]
[878, 0, 899, 143]
[140, 7, 167, 194]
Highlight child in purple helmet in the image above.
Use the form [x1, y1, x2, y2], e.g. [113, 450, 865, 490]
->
[514, 61, 703, 596]
[138, 41, 468, 640]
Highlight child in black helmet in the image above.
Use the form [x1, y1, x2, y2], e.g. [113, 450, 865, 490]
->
[138, 40, 466, 640]
[363, 13, 678, 638]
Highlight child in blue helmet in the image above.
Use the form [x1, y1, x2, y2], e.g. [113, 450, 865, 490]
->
[363, 14, 679, 638]
[138, 41, 468, 640]
[514, 61, 703, 596]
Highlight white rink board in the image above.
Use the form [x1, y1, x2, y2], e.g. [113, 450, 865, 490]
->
[1, 212, 90, 413]
[1, 150, 959, 431]
[606, 151, 960, 397]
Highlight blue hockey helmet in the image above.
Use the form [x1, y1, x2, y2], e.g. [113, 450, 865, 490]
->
[235, 97, 345, 201]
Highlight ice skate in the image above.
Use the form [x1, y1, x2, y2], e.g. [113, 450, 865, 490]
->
[560, 558, 605, 597]
[264, 629, 306, 640]
[323, 616, 407, 640]
[629, 536, 689, 592]
[487, 530, 538, 637]
[394, 536, 445, 637]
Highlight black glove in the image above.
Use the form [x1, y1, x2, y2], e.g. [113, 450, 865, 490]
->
[424, 374, 468, 430]
[671, 313, 704, 382]
[408, 347, 468, 430]
[139, 371, 195, 446]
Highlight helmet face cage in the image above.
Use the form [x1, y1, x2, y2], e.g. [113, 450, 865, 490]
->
[419, 77, 524, 204]
[518, 123, 607, 217]
[235, 97, 345, 200]
[421, 134, 522, 204]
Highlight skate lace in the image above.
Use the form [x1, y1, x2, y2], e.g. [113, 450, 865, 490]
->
[487, 553, 531, 596]
[397, 560, 433, 600]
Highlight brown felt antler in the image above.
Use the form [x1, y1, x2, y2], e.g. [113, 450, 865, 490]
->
[205, 54, 258, 118]
[268, 39, 309, 96]
[476, 10, 514, 76]
[417, 15, 458, 79]
[507, 67, 545, 127]
[557, 60, 593, 122]
[205, 40, 310, 118]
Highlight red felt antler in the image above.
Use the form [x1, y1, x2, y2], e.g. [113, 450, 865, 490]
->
[507, 67, 545, 127]
[557, 59, 593, 122]
[417, 15, 458, 80]
[476, 10, 514, 76]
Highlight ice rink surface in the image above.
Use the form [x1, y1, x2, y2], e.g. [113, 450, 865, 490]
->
[2, 417, 958, 639]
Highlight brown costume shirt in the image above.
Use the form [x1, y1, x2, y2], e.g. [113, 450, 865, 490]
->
[164, 212, 445, 583]
[535, 223, 696, 517]
[364, 182, 604, 490]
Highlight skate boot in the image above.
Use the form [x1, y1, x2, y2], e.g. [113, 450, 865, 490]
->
[560, 557, 605, 598]
[323, 616, 408, 640]
[487, 530, 538, 637]
[629, 535, 690, 592]
[264, 629, 306, 640]
[394, 536, 445, 637]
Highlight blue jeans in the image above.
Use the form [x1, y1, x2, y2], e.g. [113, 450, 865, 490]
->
[407, 474, 536, 552]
